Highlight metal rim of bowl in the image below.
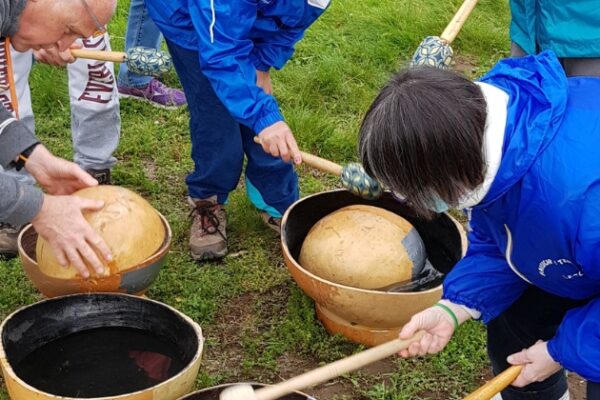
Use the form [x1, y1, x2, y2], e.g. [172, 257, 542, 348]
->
[0, 292, 204, 400]
[280, 189, 467, 297]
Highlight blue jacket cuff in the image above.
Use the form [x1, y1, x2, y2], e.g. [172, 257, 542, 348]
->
[253, 111, 285, 134]
[249, 53, 271, 72]
[546, 338, 562, 364]
[442, 293, 489, 322]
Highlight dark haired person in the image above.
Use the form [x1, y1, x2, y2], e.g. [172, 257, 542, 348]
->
[510, 0, 600, 76]
[358, 52, 600, 400]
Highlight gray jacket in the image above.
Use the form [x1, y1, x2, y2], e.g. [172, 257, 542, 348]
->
[0, 0, 44, 226]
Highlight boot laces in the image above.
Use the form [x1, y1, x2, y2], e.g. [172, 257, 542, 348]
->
[189, 202, 225, 240]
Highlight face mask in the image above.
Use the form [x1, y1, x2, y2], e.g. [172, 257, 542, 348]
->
[392, 191, 450, 213]
[428, 195, 449, 213]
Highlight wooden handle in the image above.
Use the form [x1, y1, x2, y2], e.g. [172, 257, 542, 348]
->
[253, 136, 343, 176]
[70, 49, 127, 63]
[440, 0, 478, 44]
[254, 332, 425, 400]
[463, 365, 524, 400]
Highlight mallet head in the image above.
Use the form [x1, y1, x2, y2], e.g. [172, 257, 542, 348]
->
[410, 35, 453, 69]
[125, 47, 173, 77]
[219, 384, 257, 400]
[340, 162, 383, 200]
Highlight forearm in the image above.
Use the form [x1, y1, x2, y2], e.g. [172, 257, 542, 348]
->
[0, 107, 39, 167]
[438, 299, 478, 325]
[0, 172, 43, 225]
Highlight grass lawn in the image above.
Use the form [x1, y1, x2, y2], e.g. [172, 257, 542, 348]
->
[0, 0, 511, 399]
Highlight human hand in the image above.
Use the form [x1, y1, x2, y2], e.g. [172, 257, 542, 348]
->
[24, 144, 98, 195]
[398, 305, 457, 357]
[256, 70, 272, 95]
[31, 194, 113, 279]
[33, 43, 81, 65]
[257, 121, 302, 164]
[507, 341, 562, 387]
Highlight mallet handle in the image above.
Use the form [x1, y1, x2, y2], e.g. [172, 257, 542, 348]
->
[440, 0, 478, 44]
[252, 136, 343, 176]
[70, 49, 127, 63]
[463, 365, 523, 400]
[254, 331, 426, 400]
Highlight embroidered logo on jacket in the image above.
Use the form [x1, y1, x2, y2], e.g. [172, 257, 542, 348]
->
[538, 258, 584, 280]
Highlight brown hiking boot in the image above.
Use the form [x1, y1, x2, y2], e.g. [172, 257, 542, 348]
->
[189, 196, 227, 261]
[86, 168, 111, 185]
[259, 212, 281, 234]
[0, 223, 20, 259]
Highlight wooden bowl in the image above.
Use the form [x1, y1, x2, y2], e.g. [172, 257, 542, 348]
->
[281, 190, 467, 346]
[0, 293, 203, 400]
[178, 383, 316, 399]
[17, 212, 171, 297]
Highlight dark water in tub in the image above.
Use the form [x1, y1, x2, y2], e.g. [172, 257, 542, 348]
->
[13, 327, 186, 398]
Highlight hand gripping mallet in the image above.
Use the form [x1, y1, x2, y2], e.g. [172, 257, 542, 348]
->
[411, 0, 479, 69]
[219, 331, 425, 400]
[253, 136, 382, 200]
[463, 365, 524, 400]
[70, 46, 172, 77]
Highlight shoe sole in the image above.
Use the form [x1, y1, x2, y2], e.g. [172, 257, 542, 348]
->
[118, 92, 184, 111]
[259, 213, 281, 235]
[191, 250, 228, 262]
[190, 245, 228, 262]
[264, 224, 281, 234]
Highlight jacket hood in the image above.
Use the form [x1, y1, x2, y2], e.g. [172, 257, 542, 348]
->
[477, 51, 568, 206]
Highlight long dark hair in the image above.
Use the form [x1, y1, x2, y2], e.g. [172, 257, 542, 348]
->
[359, 67, 487, 217]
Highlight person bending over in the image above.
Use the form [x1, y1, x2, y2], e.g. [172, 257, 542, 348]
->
[358, 52, 600, 400]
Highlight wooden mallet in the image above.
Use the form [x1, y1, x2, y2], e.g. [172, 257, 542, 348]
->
[70, 46, 172, 77]
[253, 136, 382, 200]
[411, 0, 479, 69]
[219, 331, 425, 400]
[463, 365, 524, 400]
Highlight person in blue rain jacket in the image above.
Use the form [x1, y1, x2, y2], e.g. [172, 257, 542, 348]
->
[143, 0, 332, 260]
[358, 51, 600, 400]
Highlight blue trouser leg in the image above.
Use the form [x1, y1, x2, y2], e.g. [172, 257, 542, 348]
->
[165, 40, 298, 214]
[241, 124, 298, 217]
[117, 0, 161, 88]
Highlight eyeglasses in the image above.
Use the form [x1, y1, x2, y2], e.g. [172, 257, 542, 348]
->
[78, 0, 107, 38]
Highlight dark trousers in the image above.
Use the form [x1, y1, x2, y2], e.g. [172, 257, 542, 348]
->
[164, 40, 299, 216]
[510, 42, 600, 78]
[488, 286, 600, 399]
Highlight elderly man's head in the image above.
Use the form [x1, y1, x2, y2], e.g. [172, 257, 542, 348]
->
[11, 0, 116, 52]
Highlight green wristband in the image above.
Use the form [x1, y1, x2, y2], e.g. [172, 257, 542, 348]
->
[435, 302, 459, 330]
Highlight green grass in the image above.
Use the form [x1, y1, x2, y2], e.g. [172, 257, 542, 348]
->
[0, 0, 510, 398]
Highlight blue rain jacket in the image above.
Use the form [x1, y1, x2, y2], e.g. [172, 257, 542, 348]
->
[510, 0, 600, 57]
[442, 51, 600, 381]
[144, 0, 331, 134]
